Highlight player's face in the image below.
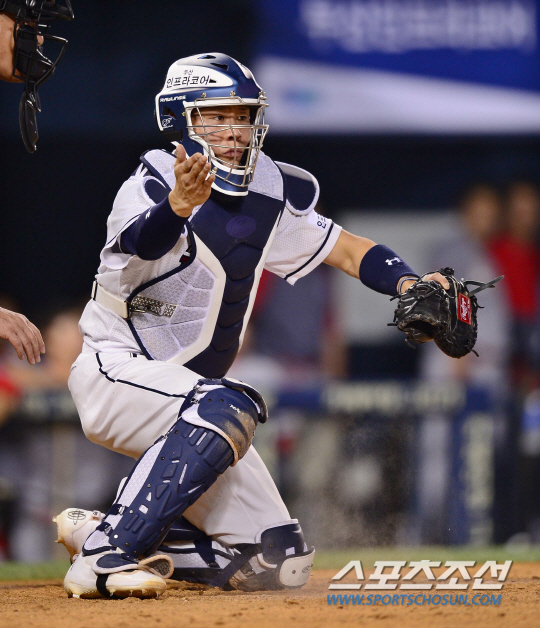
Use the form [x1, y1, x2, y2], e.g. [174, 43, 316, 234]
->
[190, 105, 251, 167]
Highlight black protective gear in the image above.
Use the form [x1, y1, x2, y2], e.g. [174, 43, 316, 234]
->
[1, 0, 74, 151]
[390, 267, 503, 358]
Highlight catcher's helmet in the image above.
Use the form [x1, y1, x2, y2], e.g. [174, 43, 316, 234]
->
[155, 53, 268, 197]
[1, 0, 74, 152]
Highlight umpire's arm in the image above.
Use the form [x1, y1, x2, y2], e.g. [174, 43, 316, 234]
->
[0, 307, 45, 364]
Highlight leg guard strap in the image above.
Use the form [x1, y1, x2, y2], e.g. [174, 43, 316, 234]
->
[96, 574, 119, 599]
[161, 520, 314, 591]
[227, 521, 315, 591]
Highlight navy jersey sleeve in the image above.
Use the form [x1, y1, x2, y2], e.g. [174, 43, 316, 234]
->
[120, 196, 187, 260]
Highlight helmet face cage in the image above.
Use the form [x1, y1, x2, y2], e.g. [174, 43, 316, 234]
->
[185, 97, 268, 190]
[2, 0, 74, 152]
[156, 54, 269, 196]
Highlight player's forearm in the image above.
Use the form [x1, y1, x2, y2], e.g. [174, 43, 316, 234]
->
[359, 245, 419, 295]
[324, 230, 376, 278]
[120, 196, 187, 260]
[325, 230, 419, 295]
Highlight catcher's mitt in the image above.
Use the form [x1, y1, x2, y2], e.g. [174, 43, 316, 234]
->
[390, 267, 503, 358]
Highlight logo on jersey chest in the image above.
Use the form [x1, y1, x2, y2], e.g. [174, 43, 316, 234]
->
[226, 215, 257, 239]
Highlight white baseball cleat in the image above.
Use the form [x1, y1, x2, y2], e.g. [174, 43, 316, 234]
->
[53, 508, 105, 561]
[63, 549, 173, 599]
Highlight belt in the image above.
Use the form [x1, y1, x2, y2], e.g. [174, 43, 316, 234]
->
[91, 282, 177, 320]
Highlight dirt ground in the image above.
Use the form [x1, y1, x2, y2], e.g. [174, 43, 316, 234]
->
[0, 564, 538, 628]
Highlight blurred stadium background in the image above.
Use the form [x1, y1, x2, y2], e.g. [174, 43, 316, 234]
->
[1, 0, 540, 563]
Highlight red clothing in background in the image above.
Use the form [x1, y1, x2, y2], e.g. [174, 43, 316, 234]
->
[0, 368, 19, 399]
[490, 236, 540, 321]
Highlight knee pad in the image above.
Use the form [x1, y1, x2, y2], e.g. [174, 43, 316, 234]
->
[182, 377, 267, 465]
[95, 378, 265, 559]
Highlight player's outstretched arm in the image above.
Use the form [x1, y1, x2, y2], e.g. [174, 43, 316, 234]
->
[323, 230, 376, 278]
[168, 145, 215, 217]
[0, 307, 45, 364]
[324, 230, 449, 293]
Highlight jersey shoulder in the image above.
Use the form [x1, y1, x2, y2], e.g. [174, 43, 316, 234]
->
[274, 161, 320, 217]
[138, 148, 176, 194]
[120, 148, 176, 208]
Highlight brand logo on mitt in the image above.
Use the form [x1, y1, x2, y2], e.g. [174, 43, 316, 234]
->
[67, 510, 87, 525]
[458, 294, 472, 325]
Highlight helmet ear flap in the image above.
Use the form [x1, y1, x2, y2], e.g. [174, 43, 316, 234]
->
[156, 103, 184, 142]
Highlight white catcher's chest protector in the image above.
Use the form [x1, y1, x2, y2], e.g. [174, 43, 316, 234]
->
[125, 150, 286, 378]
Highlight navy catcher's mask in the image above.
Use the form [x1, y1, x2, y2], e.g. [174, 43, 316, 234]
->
[1, 0, 74, 152]
[155, 53, 268, 197]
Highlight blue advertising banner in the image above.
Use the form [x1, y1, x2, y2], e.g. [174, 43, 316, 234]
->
[255, 0, 540, 133]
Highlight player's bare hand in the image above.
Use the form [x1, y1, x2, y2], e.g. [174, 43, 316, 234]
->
[423, 272, 450, 290]
[0, 307, 45, 364]
[399, 272, 450, 293]
[168, 145, 215, 217]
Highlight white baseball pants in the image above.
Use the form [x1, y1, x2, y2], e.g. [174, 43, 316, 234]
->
[68, 350, 291, 546]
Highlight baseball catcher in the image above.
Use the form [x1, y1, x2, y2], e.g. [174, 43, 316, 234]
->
[54, 52, 454, 600]
[391, 267, 503, 358]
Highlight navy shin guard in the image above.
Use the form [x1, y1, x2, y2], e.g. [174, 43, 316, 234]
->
[95, 379, 264, 559]
[109, 418, 234, 557]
